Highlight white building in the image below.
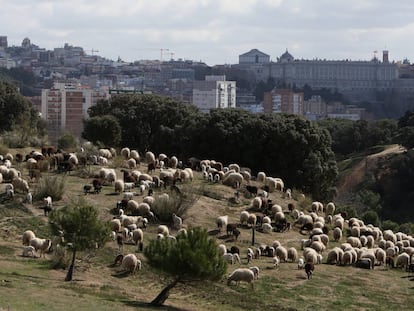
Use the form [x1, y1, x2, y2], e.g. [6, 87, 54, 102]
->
[192, 75, 236, 113]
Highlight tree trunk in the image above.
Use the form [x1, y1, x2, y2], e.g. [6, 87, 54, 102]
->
[150, 279, 179, 306]
[65, 250, 76, 282]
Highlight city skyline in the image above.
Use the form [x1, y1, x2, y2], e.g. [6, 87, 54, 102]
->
[1, 0, 414, 65]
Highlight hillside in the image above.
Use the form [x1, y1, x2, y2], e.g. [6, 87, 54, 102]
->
[0, 152, 413, 311]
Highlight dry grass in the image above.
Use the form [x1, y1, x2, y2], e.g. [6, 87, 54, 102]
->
[0, 156, 413, 311]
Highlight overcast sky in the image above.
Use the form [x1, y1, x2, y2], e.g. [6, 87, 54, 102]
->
[1, 0, 414, 66]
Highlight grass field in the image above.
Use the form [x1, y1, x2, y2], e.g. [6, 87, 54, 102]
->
[0, 153, 413, 311]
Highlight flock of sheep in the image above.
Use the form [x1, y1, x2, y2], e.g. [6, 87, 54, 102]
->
[2, 146, 414, 292]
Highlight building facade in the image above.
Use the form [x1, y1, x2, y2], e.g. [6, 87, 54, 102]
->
[263, 89, 304, 115]
[41, 82, 108, 144]
[192, 75, 236, 113]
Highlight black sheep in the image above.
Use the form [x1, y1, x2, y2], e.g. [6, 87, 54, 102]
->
[305, 262, 314, 279]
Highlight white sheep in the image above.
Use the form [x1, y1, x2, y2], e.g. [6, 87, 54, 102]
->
[333, 227, 342, 241]
[218, 244, 227, 256]
[247, 214, 257, 228]
[132, 228, 144, 245]
[30, 238, 51, 258]
[297, 257, 305, 269]
[216, 215, 228, 232]
[396, 252, 410, 269]
[240, 211, 250, 225]
[22, 245, 37, 258]
[273, 256, 280, 269]
[114, 179, 125, 193]
[249, 266, 260, 279]
[287, 247, 298, 262]
[275, 246, 288, 262]
[172, 213, 183, 230]
[22, 230, 36, 246]
[257, 171, 266, 182]
[122, 253, 142, 274]
[222, 172, 244, 188]
[261, 223, 273, 233]
[227, 268, 255, 288]
[157, 225, 170, 237]
[325, 202, 336, 215]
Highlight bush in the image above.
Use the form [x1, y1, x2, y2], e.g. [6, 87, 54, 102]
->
[151, 184, 201, 224]
[33, 175, 66, 202]
[58, 133, 78, 150]
[381, 219, 399, 232]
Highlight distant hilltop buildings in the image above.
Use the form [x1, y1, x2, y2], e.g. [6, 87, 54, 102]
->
[2, 35, 414, 142]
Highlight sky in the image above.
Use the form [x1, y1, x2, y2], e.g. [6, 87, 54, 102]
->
[1, 0, 414, 66]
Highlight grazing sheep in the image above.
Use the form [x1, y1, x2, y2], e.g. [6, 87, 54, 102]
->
[172, 213, 183, 230]
[396, 253, 410, 269]
[272, 256, 280, 269]
[227, 268, 255, 288]
[114, 179, 125, 193]
[216, 215, 228, 232]
[30, 238, 51, 258]
[222, 172, 244, 188]
[257, 171, 266, 182]
[132, 229, 144, 246]
[157, 225, 169, 237]
[262, 223, 273, 233]
[249, 266, 260, 279]
[247, 214, 257, 228]
[22, 230, 36, 246]
[22, 245, 37, 258]
[325, 202, 336, 216]
[251, 196, 262, 210]
[287, 247, 298, 262]
[218, 244, 227, 256]
[305, 262, 315, 279]
[297, 257, 305, 269]
[333, 227, 342, 242]
[110, 218, 122, 232]
[12, 177, 29, 193]
[275, 246, 288, 262]
[240, 211, 250, 226]
[122, 253, 142, 274]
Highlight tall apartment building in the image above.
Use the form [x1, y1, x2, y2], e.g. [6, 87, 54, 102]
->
[263, 89, 304, 115]
[41, 82, 109, 144]
[0, 36, 7, 48]
[192, 75, 236, 113]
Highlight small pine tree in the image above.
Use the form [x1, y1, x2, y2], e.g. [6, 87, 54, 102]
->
[48, 198, 110, 281]
[144, 227, 227, 306]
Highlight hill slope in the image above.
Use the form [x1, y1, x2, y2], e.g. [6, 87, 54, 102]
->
[0, 156, 413, 311]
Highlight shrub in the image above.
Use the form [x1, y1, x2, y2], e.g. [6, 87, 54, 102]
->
[33, 175, 66, 202]
[151, 184, 201, 224]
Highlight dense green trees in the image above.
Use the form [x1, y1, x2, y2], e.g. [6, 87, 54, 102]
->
[317, 118, 397, 156]
[85, 94, 338, 201]
[144, 227, 226, 306]
[82, 115, 121, 147]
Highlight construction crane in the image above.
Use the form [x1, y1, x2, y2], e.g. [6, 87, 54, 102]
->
[133, 48, 170, 62]
[85, 49, 99, 56]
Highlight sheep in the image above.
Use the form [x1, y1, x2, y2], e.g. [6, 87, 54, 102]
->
[227, 268, 255, 288]
[287, 247, 298, 263]
[249, 266, 260, 279]
[326, 247, 343, 265]
[240, 211, 250, 226]
[247, 214, 257, 228]
[222, 172, 244, 188]
[122, 253, 142, 274]
[157, 225, 169, 237]
[333, 227, 342, 242]
[114, 179, 125, 193]
[261, 223, 273, 233]
[396, 252, 410, 269]
[138, 202, 151, 217]
[375, 248, 387, 266]
[310, 241, 325, 254]
[251, 196, 262, 210]
[303, 247, 318, 264]
[30, 238, 51, 258]
[22, 245, 37, 258]
[12, 177, 29, 193]
[132, 228, 144, 246]
[297, 257, 305, 269]
[275, 246, 288, 262]
[22, 230, 36, 246]
[305, 262, 315, 279]
[172, 213, 183, 230]
[218, 244, 227, 256]
[120, 147, 131, 159]
[347, 236, 362, 248]
[216, 215, 228, 232]
[325, 202, 336, 216]
[110, 218, 122, 232]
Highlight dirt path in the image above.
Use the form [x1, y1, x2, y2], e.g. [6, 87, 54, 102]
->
[336, 144, 405, 198]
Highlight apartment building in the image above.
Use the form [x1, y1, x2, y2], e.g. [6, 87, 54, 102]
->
[41, 82, 108, 144]
[263, 89, 304, 115]
[192, 75, 236, 113]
